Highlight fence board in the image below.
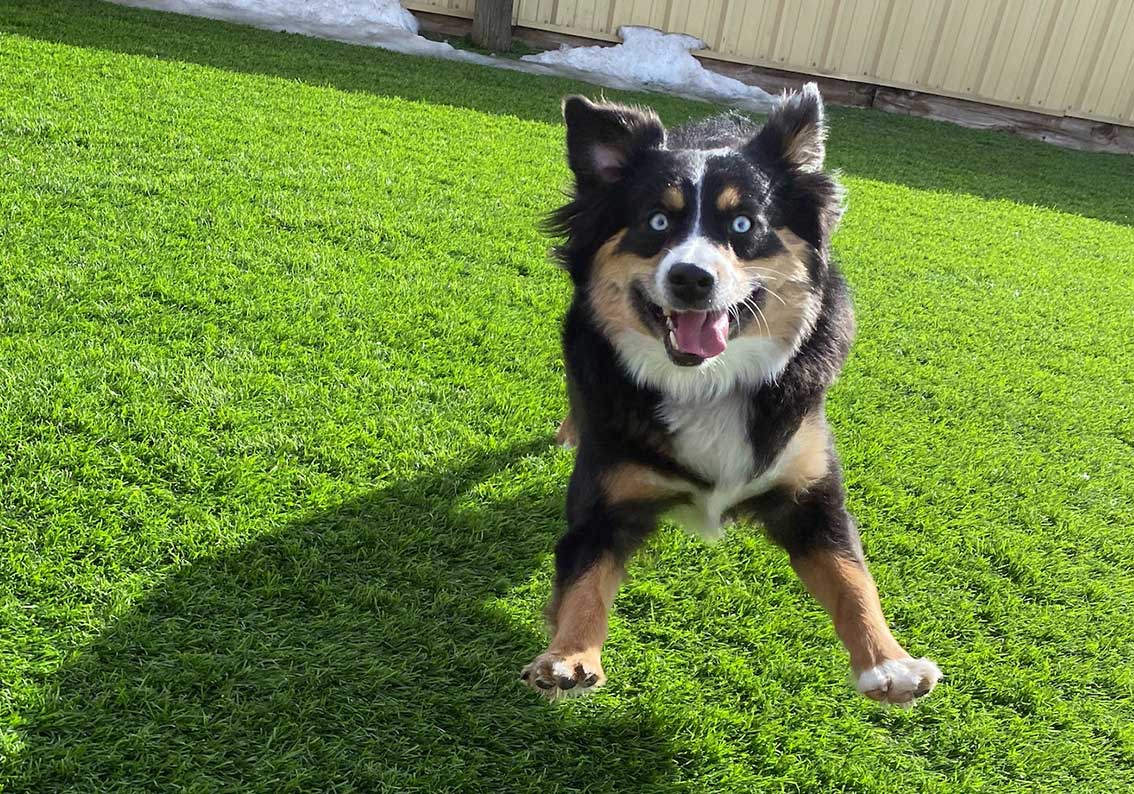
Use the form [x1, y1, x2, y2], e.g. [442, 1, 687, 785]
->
[405, 0, 1134, 124]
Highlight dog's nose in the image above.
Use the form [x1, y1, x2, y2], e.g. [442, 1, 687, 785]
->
[667, 262, 715, 305]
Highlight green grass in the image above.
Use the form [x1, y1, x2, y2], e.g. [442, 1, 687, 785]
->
[2, 1, 1133, 791]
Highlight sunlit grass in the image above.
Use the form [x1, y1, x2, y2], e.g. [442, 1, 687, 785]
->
[1, 1, 1133, 791]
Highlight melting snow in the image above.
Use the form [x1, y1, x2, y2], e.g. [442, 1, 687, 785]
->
[108, 3, 773, 110]
[109, 0, 479, 61]
[523, 27, 774, 109]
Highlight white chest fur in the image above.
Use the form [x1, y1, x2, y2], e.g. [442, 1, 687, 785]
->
[661, 392, 794, 540]
[663, 392, 753, 486]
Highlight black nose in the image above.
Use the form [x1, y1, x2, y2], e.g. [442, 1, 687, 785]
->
[667, 262, 715, 305]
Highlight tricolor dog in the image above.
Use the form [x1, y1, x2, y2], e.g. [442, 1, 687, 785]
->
[521, 85, 941, 705]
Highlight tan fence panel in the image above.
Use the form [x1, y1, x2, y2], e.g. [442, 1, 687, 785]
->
[405, 0, 1134, 125]
[407, 0, 474, 19]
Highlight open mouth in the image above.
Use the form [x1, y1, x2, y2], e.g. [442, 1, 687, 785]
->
[633, 284, 765, 367]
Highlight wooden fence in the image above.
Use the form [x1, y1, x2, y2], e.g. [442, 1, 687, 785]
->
[406, 0, 1134, 127]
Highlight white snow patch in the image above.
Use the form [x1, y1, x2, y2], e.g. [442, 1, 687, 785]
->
[107, 4, 774, 111]
[108, 0, 481, 62]
[522, 26, 774, 111]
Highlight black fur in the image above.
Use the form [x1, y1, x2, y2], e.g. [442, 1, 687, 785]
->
[549, 87, 858, 590]
[739, 462, 863, 561]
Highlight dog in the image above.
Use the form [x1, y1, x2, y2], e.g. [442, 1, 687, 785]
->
[521, 85, 941, 706]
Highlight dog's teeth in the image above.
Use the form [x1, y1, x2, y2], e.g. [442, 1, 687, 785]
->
[668, 330, 678, 347]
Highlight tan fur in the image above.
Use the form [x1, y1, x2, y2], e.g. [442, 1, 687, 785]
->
[601, 462, 688, 505]
[773, 411, 831, 495]
[790, 552, 909, 678]
[556, 412, 577, 448]
[735, 227, 821, 345]
[544, 554, 623, 652]
[660, 185, 685, 212]
[587, 229, 660, 337]
[715, 185, 742, 212]
[773, 227, 814, 259]
[784, 122, 825, 172]
[524, 555, 624, 699]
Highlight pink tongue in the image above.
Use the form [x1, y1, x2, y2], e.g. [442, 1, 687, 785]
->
[672, 310, 729, 358]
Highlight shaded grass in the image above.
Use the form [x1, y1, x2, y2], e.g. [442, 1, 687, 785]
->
[439, 33, 542, 60]
[1, 1, 1133, 791]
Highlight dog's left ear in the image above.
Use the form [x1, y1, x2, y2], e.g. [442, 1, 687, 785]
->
[749, 82, 826, 172]
[562, 96, 666, 185]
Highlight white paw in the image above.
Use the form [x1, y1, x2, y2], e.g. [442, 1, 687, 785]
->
[856, 657, 941, 706]
[521, 650, 604, 700]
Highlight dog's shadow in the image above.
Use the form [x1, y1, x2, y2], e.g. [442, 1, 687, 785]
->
[9, 438, 680, 792]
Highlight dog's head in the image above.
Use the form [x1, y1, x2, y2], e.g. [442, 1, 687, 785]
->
[551, 85, 843, 393]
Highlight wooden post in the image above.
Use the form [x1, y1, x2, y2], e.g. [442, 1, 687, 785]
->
[471, 0, 513, 52]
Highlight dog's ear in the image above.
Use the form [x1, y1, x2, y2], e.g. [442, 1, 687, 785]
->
[749, 82, 826, 172]
[562, 96, 665, 185]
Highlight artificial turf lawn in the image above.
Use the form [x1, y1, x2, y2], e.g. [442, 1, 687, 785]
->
[1, 0, 1133, 791]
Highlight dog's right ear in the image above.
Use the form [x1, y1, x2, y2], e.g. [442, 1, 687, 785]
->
[749, 83, 827, 172]
[562, 96, 665, 186]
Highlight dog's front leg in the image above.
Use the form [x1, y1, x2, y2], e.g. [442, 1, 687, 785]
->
[522, 462, 664, 699]
[791, 548, 940, 704]
[752, 468, 941, 705]
[520, 548, 623, 698]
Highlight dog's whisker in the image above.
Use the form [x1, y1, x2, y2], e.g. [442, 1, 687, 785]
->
[758, 310, 771, 337]
[751, 299, 772, 336]
[761, 286, 787, 306]
[741, 273, 788, 306]
[738, 295, 770, 336]
[741, 276, 788, 307]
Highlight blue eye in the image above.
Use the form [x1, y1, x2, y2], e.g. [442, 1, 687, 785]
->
[731, 215, 753, 234]
[648, 212, 669, 232]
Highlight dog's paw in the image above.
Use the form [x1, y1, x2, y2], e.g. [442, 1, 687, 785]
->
[856, 657, 941, 706]
[521, 650, 604, 700]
